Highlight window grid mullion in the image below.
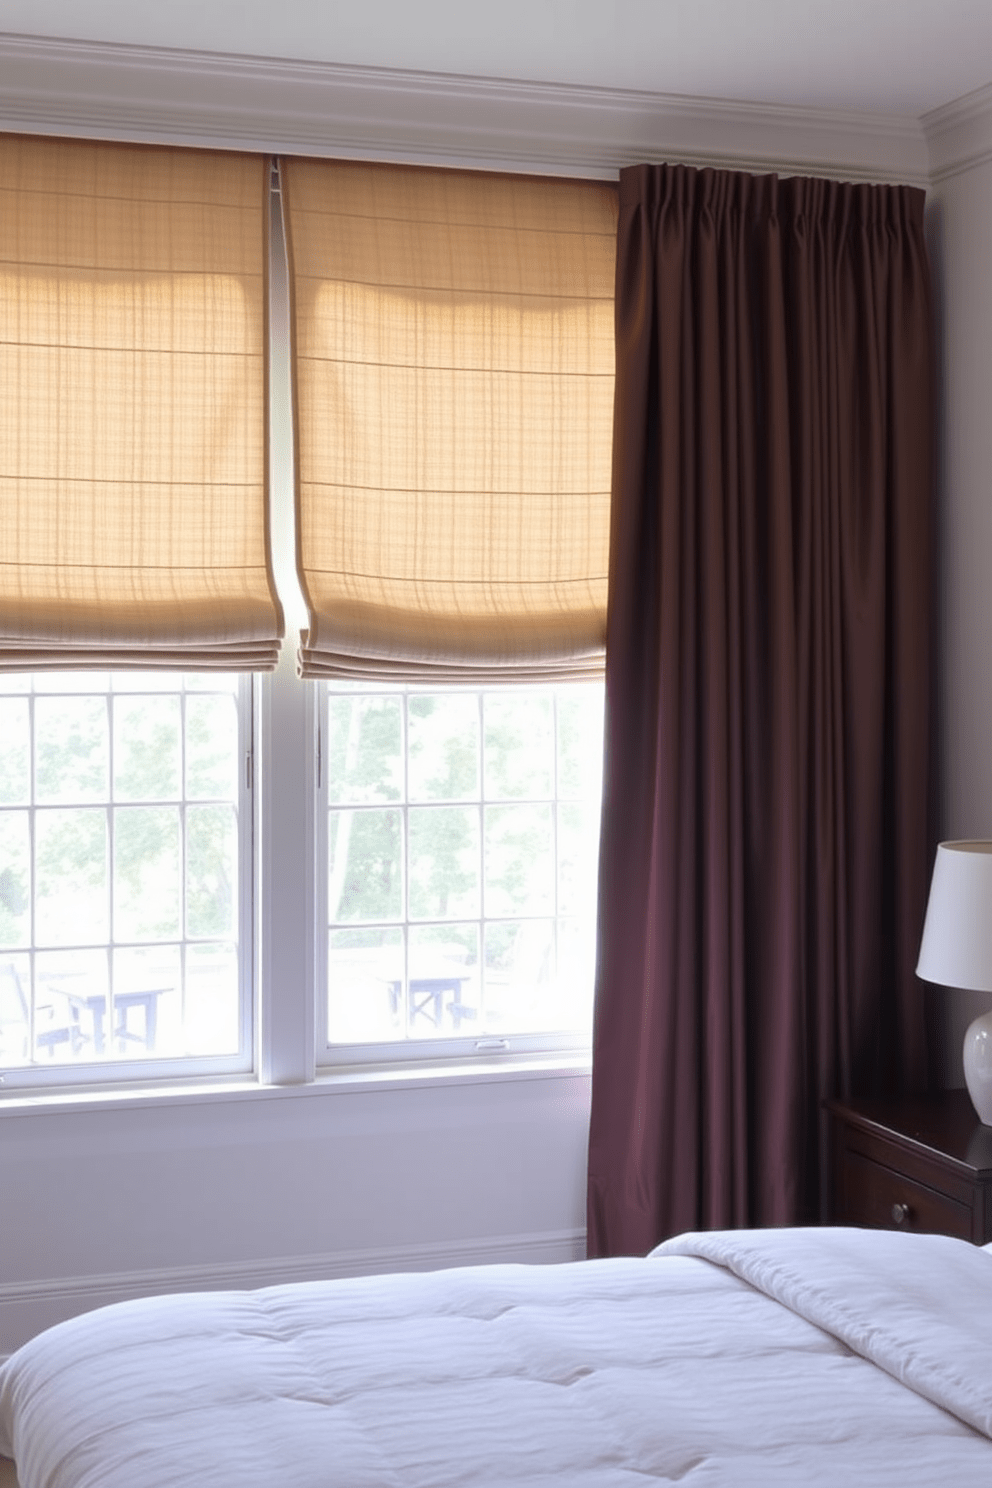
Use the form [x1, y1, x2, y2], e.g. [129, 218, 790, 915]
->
[180, 683, 188, 1039]
[238, 672, 253, 1066]
[552, 689, 559, 993]
[477, 689, 486, 1027]
[28, 684, 37, 1061]
[107, 690, 115, 1047]
[402, 692, 410, 1038]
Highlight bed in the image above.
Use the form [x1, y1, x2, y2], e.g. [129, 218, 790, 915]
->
[2, 1226, 992, 1486]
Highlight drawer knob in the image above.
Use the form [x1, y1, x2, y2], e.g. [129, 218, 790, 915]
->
[891, 1202, 911, 1225]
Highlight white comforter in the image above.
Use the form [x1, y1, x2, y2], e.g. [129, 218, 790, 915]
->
[2, 1227, 992, 1487]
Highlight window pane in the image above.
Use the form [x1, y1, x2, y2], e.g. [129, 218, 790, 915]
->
[557, 916, 597, 1028]
[33, 673, 109, 693]
[0, 953, 30, 1066]
[113, 945, 180, 1057]
[111, 671, 185, 692]
[35, 808, 109, 945]
[35, 696, 108, 803]
[408, 923, 479, 1036]
[557, 801, 601, 917]
[408, 806, 480, 920]
[186, 804, 238, 939]
[0, 812, 30, 949]
[183, 674, 240, 694]
[408, 694, 479, 801]
[484, 918, 555, 1031]
[113, 695, 181, 801]
[0, 698, 30, 805]
[114, 806, 182, 941]
[34, 948, 108, 1062]
[185, 943, 240, 1056]
[557, 687, 604, 798]
[328, 926, 403, 1042]
[329, 808, 403, 922]
[186, 694, 238, 800]
[484, 803, 554, 916]
[328, 695, 402, 804]
[484, 693, 554, 800]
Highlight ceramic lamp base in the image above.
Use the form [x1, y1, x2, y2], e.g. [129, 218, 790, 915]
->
[963, 1011, 992, 1126]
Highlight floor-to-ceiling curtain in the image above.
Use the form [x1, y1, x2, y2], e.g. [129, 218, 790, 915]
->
[587, 164, 934, 1256]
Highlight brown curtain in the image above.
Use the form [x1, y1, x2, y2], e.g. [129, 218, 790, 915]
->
[587, 164, 933, 1255]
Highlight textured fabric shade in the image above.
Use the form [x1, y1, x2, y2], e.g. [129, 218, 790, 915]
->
[282, 158, 617, 680]
[0, 134, 283, 670]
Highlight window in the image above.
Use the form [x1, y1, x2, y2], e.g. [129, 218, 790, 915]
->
[320, 681, 603, 1060]
[0, 672, 252, 1079]
[0, 136, 269, 1090]
[0, 140, 615, 1092]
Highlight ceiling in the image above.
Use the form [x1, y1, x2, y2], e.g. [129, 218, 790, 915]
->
[2, 0, 992, 118]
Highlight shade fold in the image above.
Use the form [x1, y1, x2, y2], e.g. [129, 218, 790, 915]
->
[0, 134, 283, 671]
[282, 157, 617, 680]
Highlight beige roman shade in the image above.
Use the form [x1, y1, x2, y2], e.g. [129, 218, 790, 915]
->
[283, 159, 617, 680]
[0, 134, 283, 670]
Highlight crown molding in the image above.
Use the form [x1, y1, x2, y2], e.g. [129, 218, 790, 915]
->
[923, 81, 992, 183]
[0, 31, 928, 184]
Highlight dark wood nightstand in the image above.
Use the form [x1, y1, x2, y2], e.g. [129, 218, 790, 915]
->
[826, 1090, 992, 1244]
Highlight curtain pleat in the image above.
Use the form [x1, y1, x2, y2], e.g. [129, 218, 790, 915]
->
[0, 134, 283, 671]
[282, 158, 617, 680]
[587, 165, 934, 1255]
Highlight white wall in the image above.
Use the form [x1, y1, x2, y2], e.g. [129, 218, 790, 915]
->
[926, 114, 992, 1083]
[0, 1071, 591, 1356]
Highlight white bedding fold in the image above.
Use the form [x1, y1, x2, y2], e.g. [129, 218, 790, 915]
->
[655, 1225, 992, 1440]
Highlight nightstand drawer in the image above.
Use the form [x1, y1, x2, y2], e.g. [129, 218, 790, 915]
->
[839, 1149, 973, 1239]
[826, 1092, 992, 1245]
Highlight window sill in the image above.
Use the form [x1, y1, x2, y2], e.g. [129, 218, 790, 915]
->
[0, 1050, 592, 1116]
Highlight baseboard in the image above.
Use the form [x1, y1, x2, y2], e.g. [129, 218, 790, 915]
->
[0, 1226, 586, 1362]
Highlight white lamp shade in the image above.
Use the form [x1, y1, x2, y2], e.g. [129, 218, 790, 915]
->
[917, 842, 992, 1125]
[916, 841, 992, 992]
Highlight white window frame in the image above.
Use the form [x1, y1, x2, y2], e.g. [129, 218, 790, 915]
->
[0, 153, 601, 1099]
[313, 677, 600, 1072]
[0, 673, 257, 1093]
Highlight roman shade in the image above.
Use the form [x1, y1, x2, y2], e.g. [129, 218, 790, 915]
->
[0, 134, 283, 670]
[282, 158, 617, 680]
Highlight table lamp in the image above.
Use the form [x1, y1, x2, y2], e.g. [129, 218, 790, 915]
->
[917, 840, 992, 1125]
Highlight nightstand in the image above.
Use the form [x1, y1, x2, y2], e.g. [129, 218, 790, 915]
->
[826, 1090, 992, 1244]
